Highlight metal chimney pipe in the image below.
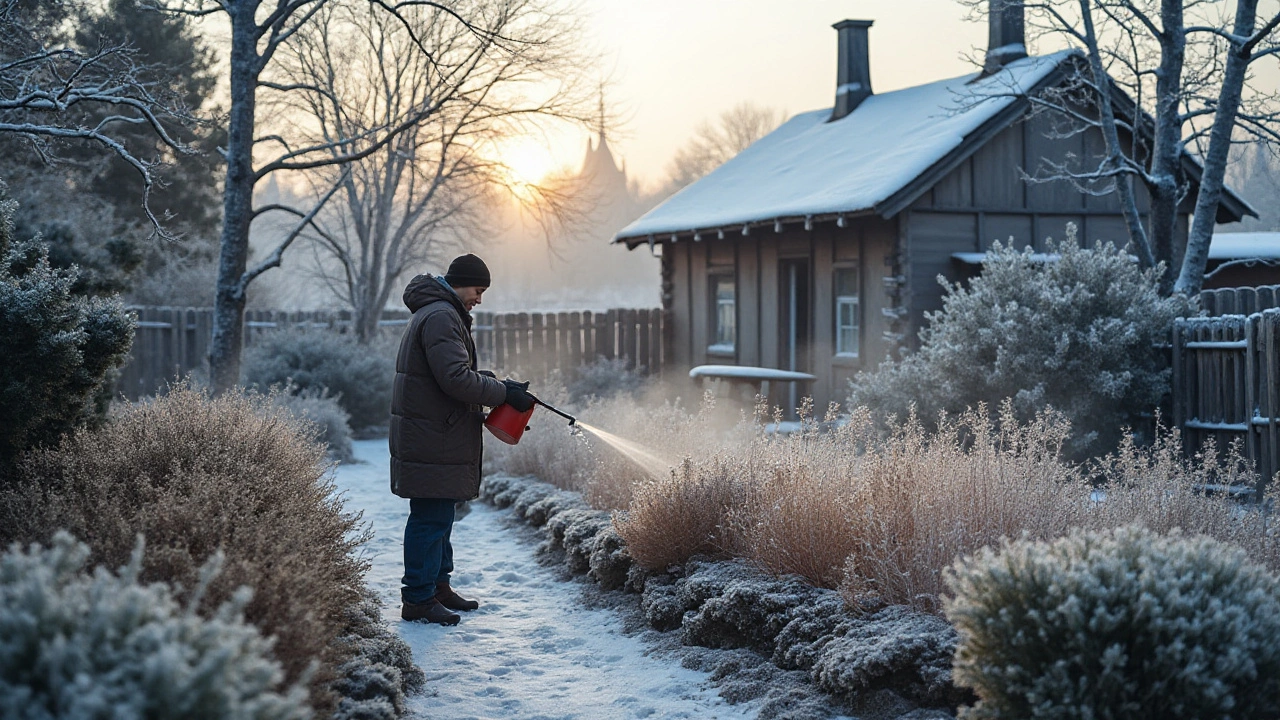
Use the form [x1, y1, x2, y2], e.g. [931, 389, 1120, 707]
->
[983, 0, 1027, 75]
[829, 20, 873, 122]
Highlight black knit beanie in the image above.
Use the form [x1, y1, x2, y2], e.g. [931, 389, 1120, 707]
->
[444, 253, 490, 288]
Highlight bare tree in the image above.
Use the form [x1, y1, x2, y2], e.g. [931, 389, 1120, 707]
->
[277, 1, 594, 342]
[0, 0, 196, 232]
[150, 0, 580, 391]
[964, 0, 1280, 294]
[664, 102, 785, 192]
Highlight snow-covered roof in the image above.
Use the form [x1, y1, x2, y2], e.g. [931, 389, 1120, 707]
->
[1209, 232, 1280, 260]
[616, 51, 1077, 243]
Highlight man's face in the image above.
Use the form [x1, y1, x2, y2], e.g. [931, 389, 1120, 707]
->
[455, 285, 486, 311]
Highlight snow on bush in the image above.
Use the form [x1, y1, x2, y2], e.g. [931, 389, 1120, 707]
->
[0, 181, 134, 472]
[945, 526, 1280, 720]
[241, 327, 394, 431]
[0, 532, 309, 719]
[331, 590, 425, 719]
[849, 227, 1189, 458]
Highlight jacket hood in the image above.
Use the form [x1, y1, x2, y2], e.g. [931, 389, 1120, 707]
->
[403, 274, 468, 320]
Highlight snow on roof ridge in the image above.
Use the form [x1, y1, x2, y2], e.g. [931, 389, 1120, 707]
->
[617, 50, 1079, 243]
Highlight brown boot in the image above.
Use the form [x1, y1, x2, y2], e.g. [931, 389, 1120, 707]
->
[434, 582, 479, 611]
[401, 598, 460, 625]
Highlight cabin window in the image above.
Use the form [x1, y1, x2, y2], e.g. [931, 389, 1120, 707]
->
[834, 267, 859, 357]
[709, 275, 736, 354]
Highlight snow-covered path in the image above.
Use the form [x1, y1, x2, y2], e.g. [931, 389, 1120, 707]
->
[334, 439, 756, 720]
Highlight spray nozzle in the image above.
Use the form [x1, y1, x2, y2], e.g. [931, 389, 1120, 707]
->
[529, 394, 576, 426]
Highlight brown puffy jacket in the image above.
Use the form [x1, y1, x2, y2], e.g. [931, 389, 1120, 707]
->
[389, 274, 506, 499]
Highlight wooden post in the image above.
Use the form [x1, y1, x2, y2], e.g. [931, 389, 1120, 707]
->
[531, 312, 546, 380]
[622, 308, 638, 371]
[601, 309, 618, 360]
[494, 313, 507, 372]
[544, 312, 560, 378]
[638, 309, 652, 375]
[568, 311, 584, 370]
[1267, 311, 1279, 492]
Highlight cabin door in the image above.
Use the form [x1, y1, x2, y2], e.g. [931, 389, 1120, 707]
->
[778, 258, 811, 417]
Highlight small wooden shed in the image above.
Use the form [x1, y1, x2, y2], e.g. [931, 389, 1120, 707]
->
[614, 6, 1252, 414]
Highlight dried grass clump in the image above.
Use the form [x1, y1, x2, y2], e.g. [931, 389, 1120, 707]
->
[837, 404, 1086, 611]
[0, 384, 370, 709]
[617, 457, 749, 570]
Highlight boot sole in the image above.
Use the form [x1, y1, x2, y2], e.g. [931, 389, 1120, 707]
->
[402, 613, 460, 626]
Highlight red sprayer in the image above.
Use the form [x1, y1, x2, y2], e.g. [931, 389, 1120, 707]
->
[484, 394, 576, 445]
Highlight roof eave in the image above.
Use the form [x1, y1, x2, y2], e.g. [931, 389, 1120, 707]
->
[614, 209, 879, 249]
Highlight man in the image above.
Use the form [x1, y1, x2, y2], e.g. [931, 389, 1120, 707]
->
[390, 253, 535, 625]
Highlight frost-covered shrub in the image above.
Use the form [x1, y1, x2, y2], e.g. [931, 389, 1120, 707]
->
[270, 385, 354, 463]
[0, 182, 134, 471]
[242, 327, 394, 431]
[945, 526, 1280, 720]
[0, 385, 369, 711]
[566, 357, 647, 402]
[0, 532, 309, 719]
[850, 228, 1189, 458]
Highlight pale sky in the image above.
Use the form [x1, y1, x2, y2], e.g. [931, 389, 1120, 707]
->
[574, 0, 995, 189]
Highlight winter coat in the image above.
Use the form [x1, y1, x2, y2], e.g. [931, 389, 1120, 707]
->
[389, 274, 506, 499]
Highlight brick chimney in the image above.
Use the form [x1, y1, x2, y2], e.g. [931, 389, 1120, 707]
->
[983, 0, 1027, 74]
[829, 20, 873, 122]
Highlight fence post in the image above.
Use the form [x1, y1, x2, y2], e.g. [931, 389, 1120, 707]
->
[531, 312, 546, 380]
[544, 312, 560, 378]
[638, 309, 651, 374]
[568, 311, 584, 369]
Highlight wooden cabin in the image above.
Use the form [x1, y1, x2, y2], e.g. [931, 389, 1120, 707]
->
[614, 6, 1252, 414]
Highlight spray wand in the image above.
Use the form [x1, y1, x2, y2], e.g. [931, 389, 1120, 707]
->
[530, 394, 576, 426]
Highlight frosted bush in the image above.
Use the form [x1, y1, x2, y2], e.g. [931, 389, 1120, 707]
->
[945, 525, 1280, 720]
[0, 532, 309, 719]
[850, 227, 1189, 458]
[270, 385, 354, 462]
[0, 182, 133, 471]
[241, 327, 394, 431]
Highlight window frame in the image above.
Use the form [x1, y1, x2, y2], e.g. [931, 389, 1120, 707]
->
[708, 271, 736, 357]
[833, 264, 860, 359]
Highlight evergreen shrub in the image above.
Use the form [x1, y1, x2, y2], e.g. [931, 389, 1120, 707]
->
[0, 182, 134, 471]
[0, 532, 309, 719]
[0, 385, 369, 709]
[241, 327, 394, 431]
[849, 227, 1189, 458]
[945, 526, 1280, 720]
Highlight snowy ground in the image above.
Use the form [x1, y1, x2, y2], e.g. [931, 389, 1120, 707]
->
[333, 439, 759, 720]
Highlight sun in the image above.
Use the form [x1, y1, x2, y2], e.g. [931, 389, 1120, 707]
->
[499, 137, 559, 188]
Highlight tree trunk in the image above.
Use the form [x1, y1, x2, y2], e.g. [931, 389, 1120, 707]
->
[1173, 0, 1259, 295]
[1078, 0, 1157, 269]
[1147, 0, 1187, 290]
[208, 8, 260, 393]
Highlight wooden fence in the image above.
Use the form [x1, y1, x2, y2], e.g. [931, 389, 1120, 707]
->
[1171, 308, 1280, 492]
[116, 306, 662, 400]
[471, 308, 664, 380]
[1199, 284, 1280, 316]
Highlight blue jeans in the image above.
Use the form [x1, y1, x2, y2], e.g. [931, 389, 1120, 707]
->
[402, 498, 456, 604]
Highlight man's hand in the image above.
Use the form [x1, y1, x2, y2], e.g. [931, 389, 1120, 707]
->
[502, 379, 535, 412]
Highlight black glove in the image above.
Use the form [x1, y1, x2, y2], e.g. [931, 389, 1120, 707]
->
[502, 379, 535, 412]
[478, 370, 496, 378]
